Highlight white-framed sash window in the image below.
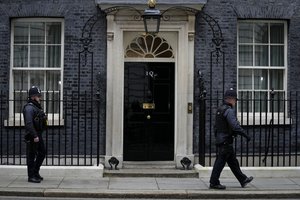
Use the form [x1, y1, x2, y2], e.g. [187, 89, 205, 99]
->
[8, 18, 64, 126]
[237, 20, 288, 125]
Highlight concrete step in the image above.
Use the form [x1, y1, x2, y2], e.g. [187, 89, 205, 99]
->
[104, 161, 198, 177]
[104, 168, 198, 177]
[123, 161, 176, 169]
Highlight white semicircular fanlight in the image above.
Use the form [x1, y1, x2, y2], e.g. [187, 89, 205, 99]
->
[125, 34, 174, 58]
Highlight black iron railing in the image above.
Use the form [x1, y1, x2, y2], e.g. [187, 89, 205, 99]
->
[198, 90, 300, 167]
[1, 90, 299, 167]
[0, 90, 102, 166]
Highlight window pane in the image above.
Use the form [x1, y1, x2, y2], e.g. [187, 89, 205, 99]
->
[11, 75, 27, 114]
[47, 22, 61, 44]
[137, 37, 146, 51]
[13, 92, 28, 113]
[30, 23, 45, 44]
[13, 45, 28, 67]
[30, 45, 44, 67]
[254, 69, 268, 90]
[271, 45, 284, 66]
[238, 23, 253, 43]
[254, 91, 267, 112]
[254, 23, 268, 43]
[13, 71, 28, 90]
[46, 71, 61, 91]
[239, 45, 253, 66]
[14, 22, 29, 44]
[45, 70, 61, 113]
[47, 46, 61, 67]
[255, 45, 268, 66]
[45, 92, 60, 113]
[272, 92, 285, 112]
[238, 69, 252, 89]
[270, 23, 284, 44]
[270, 69, 284, 90]
[29, 71, 45, 90]
[238, 91, 252, 113]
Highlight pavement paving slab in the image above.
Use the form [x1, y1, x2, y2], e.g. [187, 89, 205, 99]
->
[108, 177, 159, 190]
[58, 177, 109, 189]
[253, 178, 300, 190]
[291, 178, 300, 184]
[8, 176, 63, 189]
[0, 176, 18, 187]
[156, 178, 207, 190]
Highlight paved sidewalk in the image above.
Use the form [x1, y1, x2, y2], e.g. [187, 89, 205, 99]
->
[0, 175, 300, 199]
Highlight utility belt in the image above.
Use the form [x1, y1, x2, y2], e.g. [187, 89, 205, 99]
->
[215, 132, 234, 146]
[34, 114, 47, 132]
[24, 133, 32, 143]
[24, 132, 42, 144]
[217, 141, 233, 147]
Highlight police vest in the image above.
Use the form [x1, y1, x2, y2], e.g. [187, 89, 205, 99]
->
[214, 104, 234, 145]
[24, 102, 47, 132]
[215, 104, 231, 134]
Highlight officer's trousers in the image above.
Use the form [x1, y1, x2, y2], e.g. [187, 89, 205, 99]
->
[26, 135, 46, 178]
[210, 144, 247, 185]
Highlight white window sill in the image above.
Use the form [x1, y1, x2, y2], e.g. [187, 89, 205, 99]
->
[4, 115, 64, 127]
[237, 113, 292, 126]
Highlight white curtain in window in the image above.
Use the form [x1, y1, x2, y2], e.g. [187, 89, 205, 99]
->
[239, 45, 253, 66]
[238, 69, 252, 89]
[255, 45, 268, 66]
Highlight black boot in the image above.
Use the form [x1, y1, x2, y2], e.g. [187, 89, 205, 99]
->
[209, 184, 226, 190]
[241, 176, 253, 188]
[28, 177, 41, 183]
[35, 173, 43, 181]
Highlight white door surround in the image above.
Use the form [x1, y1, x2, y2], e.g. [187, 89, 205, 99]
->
[98, 3, 204, 168]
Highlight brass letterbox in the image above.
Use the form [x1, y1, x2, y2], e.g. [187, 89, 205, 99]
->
[142, 103, 155, 109]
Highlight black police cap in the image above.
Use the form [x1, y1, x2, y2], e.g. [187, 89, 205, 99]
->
[29, 86, 42, 97]
[224, 88, 238, 99]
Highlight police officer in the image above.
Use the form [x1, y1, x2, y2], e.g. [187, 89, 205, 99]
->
[23, 86, 47, 183]
[209, 88, 253, 189]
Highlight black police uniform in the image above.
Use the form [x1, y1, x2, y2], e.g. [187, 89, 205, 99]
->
[209, 98, 252, 189]
[23, 87, 47, 183]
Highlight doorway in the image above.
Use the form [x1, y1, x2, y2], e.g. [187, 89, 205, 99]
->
[124, 62, 175, 161]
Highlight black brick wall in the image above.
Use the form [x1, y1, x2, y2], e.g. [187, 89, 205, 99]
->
[0, 0, 300, 165]
[193, 0, 300, 157]
[0, 0, 107, 158]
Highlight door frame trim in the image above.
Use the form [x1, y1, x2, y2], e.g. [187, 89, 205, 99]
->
[104, 14, 196, 168]
[123, 62, 175, 161]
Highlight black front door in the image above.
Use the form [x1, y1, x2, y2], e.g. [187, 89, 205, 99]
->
[124, 62, 175, 161]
